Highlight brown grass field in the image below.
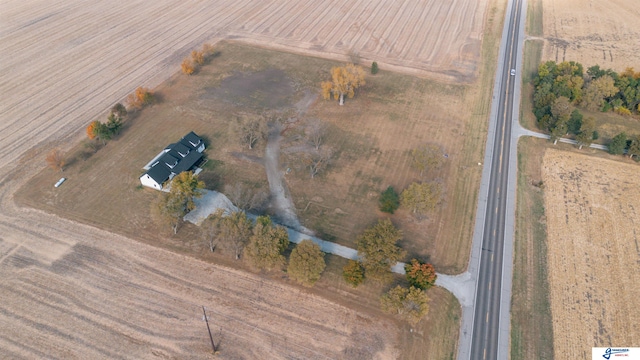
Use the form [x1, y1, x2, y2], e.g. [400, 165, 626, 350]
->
[0, 0, 505, 358]
[539, 0, 640, 72]
[510, 137, 555, 360]
[542, 149, 640, 358]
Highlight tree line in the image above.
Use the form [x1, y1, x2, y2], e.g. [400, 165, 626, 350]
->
[533, 61, 640, 156]
[181, 43, 216, 75]
[47, 89, 155, 173]
[154, 171, 438, 324]
[86, 87, 155, 146]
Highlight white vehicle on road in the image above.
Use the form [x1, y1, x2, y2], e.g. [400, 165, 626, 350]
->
[510, 69, 516, 76]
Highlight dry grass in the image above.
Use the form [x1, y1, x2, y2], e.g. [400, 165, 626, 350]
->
[540, 0, 640, 72]
[510, 137, 554, 360]
[16, 36, 488, 274]
[542, 149, 640, 358]
[520, 34, 543, 129]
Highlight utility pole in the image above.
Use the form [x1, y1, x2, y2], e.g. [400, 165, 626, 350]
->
[202, 306, 217, 354]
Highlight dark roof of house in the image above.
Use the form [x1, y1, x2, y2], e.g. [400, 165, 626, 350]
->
[146, 161, 172, 185]
[166, 142, 191, 158]
[158, 153, 179, 169]
[172, 150, 203, 174]
[182, 131, 202, 148]
[142, 132, 205, 186]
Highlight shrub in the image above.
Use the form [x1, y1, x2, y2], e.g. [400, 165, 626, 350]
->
[378, 186, 400, 214]
[371, 61, 379, 74]
[342, 260, 364, 287]
[615, 106, 632, 116]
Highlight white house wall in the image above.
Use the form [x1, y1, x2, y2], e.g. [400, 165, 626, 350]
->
[140, 174, 161, 190]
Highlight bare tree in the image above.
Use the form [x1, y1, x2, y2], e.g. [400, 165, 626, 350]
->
[307, 120, 327, 150]
[224, 183, 269, 212]
[266, 108, 299, 136]
[233, 113, 267, 150]
[201, 212, 221, 252]
[204, 210, 253, 260]
[46, 149, 65, 172]
[348, 48, 361, 65]
[305, 147, 332, 179]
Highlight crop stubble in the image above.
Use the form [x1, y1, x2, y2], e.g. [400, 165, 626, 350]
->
[0, 161, 398, 358]
[540, 0, 640, 71]
[542, 149, 640, 358]
[0, 0, 487, 165]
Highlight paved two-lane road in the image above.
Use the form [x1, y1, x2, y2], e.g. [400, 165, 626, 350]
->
[469, 0, 524, 358]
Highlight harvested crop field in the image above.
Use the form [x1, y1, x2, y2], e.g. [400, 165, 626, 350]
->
[542, 149, 640, 357]
[0, 162, 399, 359]
[540, 0, 640, 71]
[0, 0, 488, 167]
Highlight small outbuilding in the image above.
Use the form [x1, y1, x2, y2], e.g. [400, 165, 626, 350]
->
[140, 131, 205, 190]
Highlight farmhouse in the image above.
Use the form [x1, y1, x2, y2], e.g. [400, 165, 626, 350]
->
[140, 131, 205, 190]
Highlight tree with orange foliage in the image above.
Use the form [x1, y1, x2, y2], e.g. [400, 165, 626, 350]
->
[86, 121, 99, 140]
[86, 120, 111, 144]
[181, 58, 195, 75]
[191, 50, 205, 66]
[46, 149, 65, 172]
[321, 64, 366, 105]
[127, 87, 155, 109]
[404, 259, 437, 290]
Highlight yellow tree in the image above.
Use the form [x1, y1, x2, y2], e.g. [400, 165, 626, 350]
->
[287, 240, 326, 287]
[191, 50, 205, 66]
[401, 182, 442, 219]
[181, 58, 195, 75]
[321, 64, 366, 105]
[127, 87, 155, 109]
[380, 286, 430, 326]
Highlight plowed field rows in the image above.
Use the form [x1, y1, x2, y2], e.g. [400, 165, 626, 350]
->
[0, 0, 487, 165]
[542, 150, 640, 358]
[0, 160, 398, 358]
[540, 0, 640, 71]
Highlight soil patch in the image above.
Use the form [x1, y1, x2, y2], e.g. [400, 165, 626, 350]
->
[202, 69, 295, 109]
